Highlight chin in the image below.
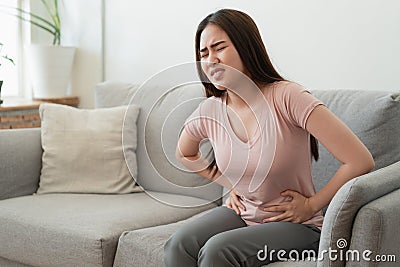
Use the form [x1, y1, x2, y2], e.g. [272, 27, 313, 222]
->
[210, 79, 228, 91]
[214, 84, 227, 91]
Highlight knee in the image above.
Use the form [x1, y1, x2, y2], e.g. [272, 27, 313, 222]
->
[164, 233, 179, 258]
[164, 231, 187, 257]
[198, 234, 239, 266]
[164, 229, 200, 263]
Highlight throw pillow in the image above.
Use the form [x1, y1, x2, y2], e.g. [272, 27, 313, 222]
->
[36, 103, 142, 194]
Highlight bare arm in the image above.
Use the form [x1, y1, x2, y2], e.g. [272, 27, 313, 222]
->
[264, 104, 375, 223]
[176, 129, 233, 189]
[305, 105, 375, 213]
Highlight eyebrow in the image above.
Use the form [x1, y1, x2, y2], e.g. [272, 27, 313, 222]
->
[200, 41, 226, 53]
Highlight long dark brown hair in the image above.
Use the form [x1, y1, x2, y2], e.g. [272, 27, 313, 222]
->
[195, 9, 319, 176]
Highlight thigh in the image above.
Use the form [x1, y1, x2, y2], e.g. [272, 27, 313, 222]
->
[199, 221, 321, 267]
[164, 206, 248, 267]
[171, 206, 247, 246]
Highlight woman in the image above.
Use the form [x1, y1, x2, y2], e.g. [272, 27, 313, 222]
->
[164, 9, 374, 267]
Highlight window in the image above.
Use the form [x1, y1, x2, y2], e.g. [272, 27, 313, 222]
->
[0, 0, 20, 97]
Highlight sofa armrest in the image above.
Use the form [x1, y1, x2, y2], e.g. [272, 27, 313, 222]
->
[317, 161, 400, 267]
[348, 188, 400, 265]
[0, 128, 42, 200]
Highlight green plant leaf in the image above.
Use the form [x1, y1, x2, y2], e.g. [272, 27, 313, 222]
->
[40, 0, 61, 45]
[14, 13, 56, 36]
[0, 1, 61, 46]
[40, 0, 57, 26]
[2, 55, 15, 65]
[19, 7, 57, 31]
[0, 6, 58, 31]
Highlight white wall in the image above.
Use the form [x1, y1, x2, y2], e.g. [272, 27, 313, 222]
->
[30, 0, 400, 107]
[61, 0, 103, 108]
[105, 0, 400, 92]
[30, 0, 103, 108]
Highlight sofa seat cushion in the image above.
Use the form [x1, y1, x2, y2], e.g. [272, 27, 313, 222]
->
[113, 209, 316, 267]
[0, 257, 31, 267]
[114, 209, 212, 267]
[0, 192, 217, 267]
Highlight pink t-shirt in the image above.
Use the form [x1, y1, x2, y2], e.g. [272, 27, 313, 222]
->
[184, 81, 324, 230]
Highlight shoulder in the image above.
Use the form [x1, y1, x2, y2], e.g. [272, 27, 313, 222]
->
[270, 81, 309, 98]
[197, 95, 223, 115]
[185, 95, 223, 138]
[267, 81, 324, 128]
[202, 95, 223, 104]
[264, 81, 314, 107]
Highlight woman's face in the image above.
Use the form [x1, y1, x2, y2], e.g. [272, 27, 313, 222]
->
[199, 24, 249, 91]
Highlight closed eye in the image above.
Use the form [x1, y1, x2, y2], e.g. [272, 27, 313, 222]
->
[199, 46, 226, 59]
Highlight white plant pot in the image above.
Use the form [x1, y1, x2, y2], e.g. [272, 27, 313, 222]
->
[28, 45, 75, 99]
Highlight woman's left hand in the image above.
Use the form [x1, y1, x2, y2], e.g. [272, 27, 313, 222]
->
[262, 190, 316, 223]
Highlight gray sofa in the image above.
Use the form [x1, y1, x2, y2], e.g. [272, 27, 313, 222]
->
[0, 81, 399, 267]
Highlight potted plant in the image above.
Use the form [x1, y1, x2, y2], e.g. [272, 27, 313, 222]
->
[0, 42, 15, 105]
[4, 0, 75, 99]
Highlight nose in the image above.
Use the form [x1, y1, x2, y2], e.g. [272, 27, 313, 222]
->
[207, 52, 220, 67]
[200, 51, 220, 74]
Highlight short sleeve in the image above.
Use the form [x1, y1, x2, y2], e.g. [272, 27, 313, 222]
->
[183, 103, 208, 142]
[282, 83, 325, 129]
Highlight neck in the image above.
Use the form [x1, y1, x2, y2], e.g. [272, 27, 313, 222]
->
[226, 91, 248, 109]
[225, 83, 263, 110]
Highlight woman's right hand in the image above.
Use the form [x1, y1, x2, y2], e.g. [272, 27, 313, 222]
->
[226, 189, 246, 215]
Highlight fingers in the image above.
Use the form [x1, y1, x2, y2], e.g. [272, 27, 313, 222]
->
[262, 190, 312, 223]
[228, 195, 240, 215]
[227, 189, 246, 215]
[225, 192, 240, 214]
[281, 190, 300, 199]
[230, 195, 241, 215]
[263, 212, 291, 223]
[231, 193, 246, 211]
[263, 204, 287, 213]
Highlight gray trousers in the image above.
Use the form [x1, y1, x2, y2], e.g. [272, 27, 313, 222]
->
[164, 206, 321, 267]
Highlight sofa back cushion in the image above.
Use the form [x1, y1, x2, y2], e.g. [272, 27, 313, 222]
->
[95, 81, 223, 203]
[310, 90, 400, 193]
[95, 82, 400, 204]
